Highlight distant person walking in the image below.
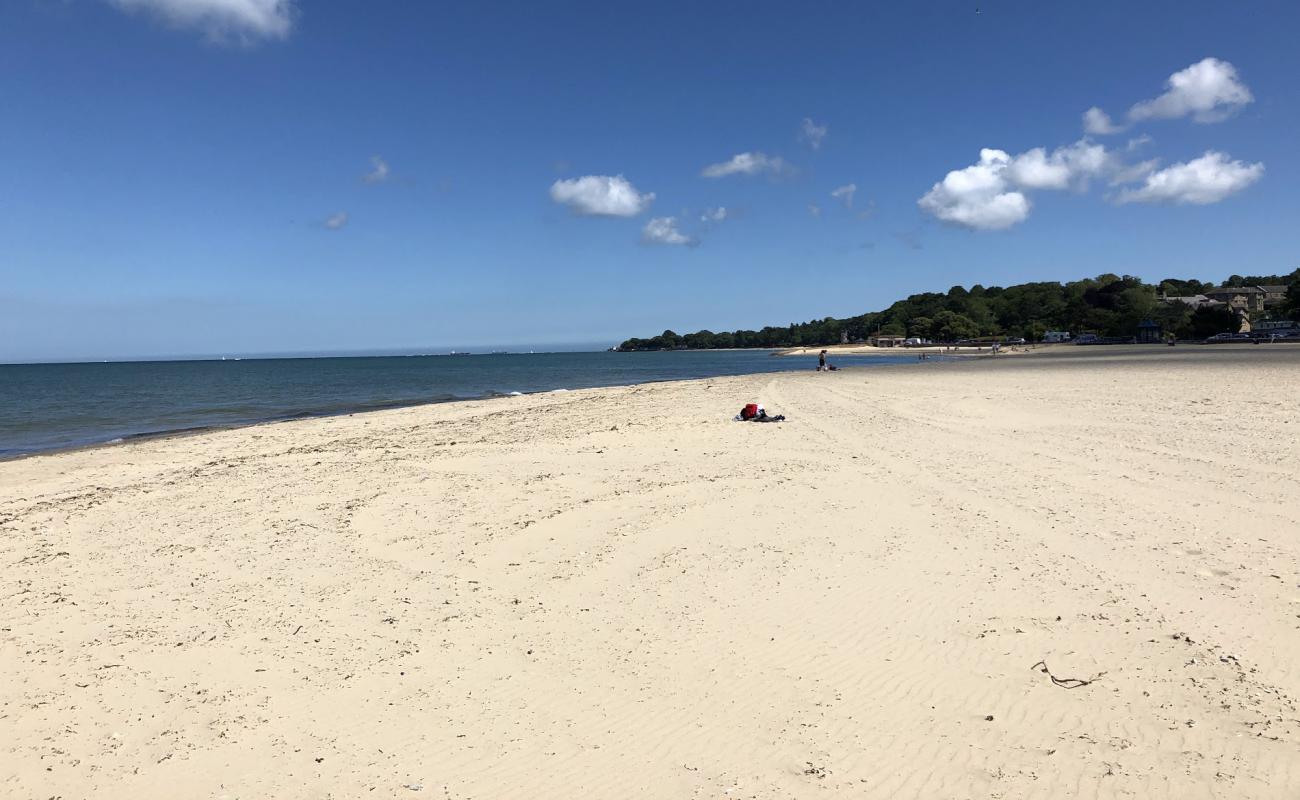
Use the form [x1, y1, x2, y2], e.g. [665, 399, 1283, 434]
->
[818, 349, 827, 371]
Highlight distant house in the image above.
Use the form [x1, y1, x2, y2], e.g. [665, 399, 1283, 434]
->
[1202, 286, 1267, 312]
[871, 335, 907, 347]
[1162, 293, 1223, 310]
[1260, 285, 1290, 305]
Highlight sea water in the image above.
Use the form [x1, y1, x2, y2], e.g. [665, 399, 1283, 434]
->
[0, 350, 927, 457]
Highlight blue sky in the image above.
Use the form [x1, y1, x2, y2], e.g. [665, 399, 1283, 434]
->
[3, 0, 1298, 361]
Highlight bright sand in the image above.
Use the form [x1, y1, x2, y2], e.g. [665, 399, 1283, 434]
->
[3, 346, 1299, 798]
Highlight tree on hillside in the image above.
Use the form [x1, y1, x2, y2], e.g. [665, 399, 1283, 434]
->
[908, 316, 934, 339]
[614, 270, 1297, 350]
[1189, 307, 1239, 338]
[932, 310, 980, 341]
[1158, 278, 1211, 296]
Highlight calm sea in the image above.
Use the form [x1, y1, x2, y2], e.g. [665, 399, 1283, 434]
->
[0, 350, 927, 457]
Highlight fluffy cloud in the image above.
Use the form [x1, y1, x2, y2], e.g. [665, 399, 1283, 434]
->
[641, 216, 693, 246]
[1082, 107, 1122, 135]
[1085, 57, 1254, 133]
[918, 150, 1030, 230]
[920, 139, 1132, 229]
[1129, 58, 1253, 124]
[1114, 151, 1263, 205]
[700, 207, 728, 223]
[1004, 140, 1110, 190]
[800, 118, 828, 150]
[549, 174, 654, 217]
[324, 211, 348, 230]
[830, 183, 857, 208]
[808, 203, 822, 218]
[1002, 148, 1072, 190]
[109, 0, 293, 40]
[362, 156, 390, 184]
[701, 152, 792, 179]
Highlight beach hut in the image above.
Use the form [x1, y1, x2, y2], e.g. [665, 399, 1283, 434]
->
[1137, 319, 1162, 344]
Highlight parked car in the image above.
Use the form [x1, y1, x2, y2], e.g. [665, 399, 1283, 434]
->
[1073, 334, 1099, 345]
[1204, 332, 1249, 343]
[1248, 329, 1299, 341]
[1005, 337, 1026, 345]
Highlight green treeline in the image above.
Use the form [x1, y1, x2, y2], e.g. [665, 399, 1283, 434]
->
[617, 271, 1300, 351]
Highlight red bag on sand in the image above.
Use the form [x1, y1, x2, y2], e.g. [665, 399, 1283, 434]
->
[741, 403, 759, 420]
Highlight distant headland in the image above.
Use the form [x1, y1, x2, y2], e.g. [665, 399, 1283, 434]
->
[615, 271, 1299, 351]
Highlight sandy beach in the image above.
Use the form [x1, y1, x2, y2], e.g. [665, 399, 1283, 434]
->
[3, 346, 1299, 799]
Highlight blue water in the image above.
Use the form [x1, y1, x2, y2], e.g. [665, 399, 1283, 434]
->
[0, 350, 924, 457]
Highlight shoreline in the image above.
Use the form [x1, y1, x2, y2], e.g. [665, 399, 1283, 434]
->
[4, 342, 1290, 463]
[0, 390, 526, 464]
[0, 351, 924, 462]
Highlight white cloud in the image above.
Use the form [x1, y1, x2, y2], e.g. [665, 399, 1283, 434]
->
[701, 152, 792, 179]
[700, 207, 728, 223]
[1083, 106, 1123, 135]
[362, 156, 390, 184]
[1004, 140, 1111, 190]
[920, 139, 1134, 229]
[916, 149, 1035, 231]
[1082, 58, 1253, 136]
[808, 203, 822, 218]
[830, 183, 857, 208]
[1114, 151, 1263, 205]
[1129, 58, 1253, 124]
[549, 174, 654, 217]
[109, 0, 293, 40]
[800, 118, 828, 150]
[641, 216, 693, 246]
[1003, 147, 1071, 190]
[325, 211, 348, 230]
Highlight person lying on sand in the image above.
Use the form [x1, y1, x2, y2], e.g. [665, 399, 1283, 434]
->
[736, 404, 786, 422]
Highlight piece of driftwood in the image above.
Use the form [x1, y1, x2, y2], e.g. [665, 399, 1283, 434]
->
[1030, 660, 1104, 689]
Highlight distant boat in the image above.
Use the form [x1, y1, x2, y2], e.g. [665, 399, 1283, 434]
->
[448, 351, 473, 356]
